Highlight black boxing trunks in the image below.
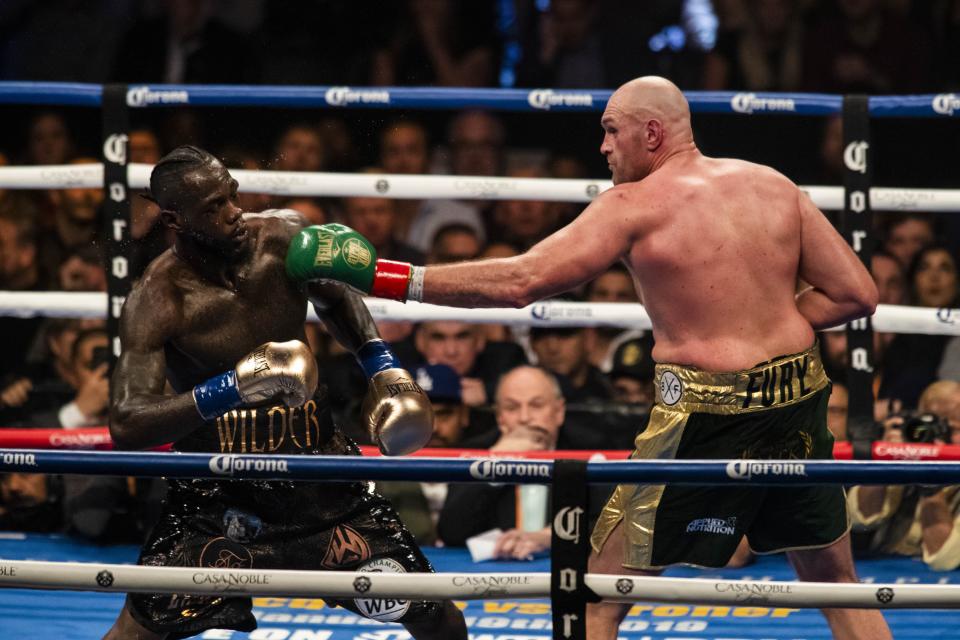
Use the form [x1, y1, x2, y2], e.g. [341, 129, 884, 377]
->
[127, 396, 442, 639]
[591, 343, 849, 570]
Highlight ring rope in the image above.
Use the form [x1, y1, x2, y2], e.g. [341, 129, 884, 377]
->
[0, 559, 953, 609]
[4, 427, 960, 461]
[1, 293, 957, 337]
[0, 163, 957, 212]
[1, 81, 958, 118]
[2, 449, 959, 485]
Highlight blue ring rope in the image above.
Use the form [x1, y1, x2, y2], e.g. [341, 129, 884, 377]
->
[0, 449, 958, 485]
[0, 82, 956, 118]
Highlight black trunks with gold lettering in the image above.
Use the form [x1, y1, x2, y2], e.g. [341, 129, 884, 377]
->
[127, 397, 443, 638]
[591, 343, 849, 570]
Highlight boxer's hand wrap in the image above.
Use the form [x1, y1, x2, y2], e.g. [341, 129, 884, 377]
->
[192, 340, 318, 421]
[362, 368, 434, 456]
[285, 224, 414, 301]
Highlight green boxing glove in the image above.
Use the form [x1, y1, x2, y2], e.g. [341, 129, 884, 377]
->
[285, 223, 424, 301]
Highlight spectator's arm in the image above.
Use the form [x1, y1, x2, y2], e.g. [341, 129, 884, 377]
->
[848, 485, 902, 528]
[920, 490, 960, 571]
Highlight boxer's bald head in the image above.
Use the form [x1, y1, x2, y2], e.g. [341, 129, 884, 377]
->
[600, 76, 696, 184]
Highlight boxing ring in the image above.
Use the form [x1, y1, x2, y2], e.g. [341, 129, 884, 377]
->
[0, 82, 959, 638]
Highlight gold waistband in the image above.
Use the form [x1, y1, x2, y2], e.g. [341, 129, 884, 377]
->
[653, 343, 829, 414]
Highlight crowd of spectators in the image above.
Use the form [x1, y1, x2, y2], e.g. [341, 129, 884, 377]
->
[0, 0, 958, 568]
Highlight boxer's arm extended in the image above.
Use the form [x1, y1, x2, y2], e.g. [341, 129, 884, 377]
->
[285, 189, 633, 306]
[795, 189, 878, 329]
[421, 190, 635, 307]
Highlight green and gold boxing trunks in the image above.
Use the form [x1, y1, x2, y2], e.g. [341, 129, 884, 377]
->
[590, 343, 849, 570]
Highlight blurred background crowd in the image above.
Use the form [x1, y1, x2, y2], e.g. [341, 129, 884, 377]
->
[0, 0, 959, 568]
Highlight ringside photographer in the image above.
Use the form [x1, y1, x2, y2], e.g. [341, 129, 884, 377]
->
[849, 381, 960, 570]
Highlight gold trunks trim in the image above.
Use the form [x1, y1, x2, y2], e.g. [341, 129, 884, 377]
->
[590, 343, 829, 569]
[653, 343, 828, 415]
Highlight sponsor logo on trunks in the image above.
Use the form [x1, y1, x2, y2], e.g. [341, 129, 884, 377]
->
[730, 93, 796, 114]
[223, 508, 263, 543]
[686, 517, 737, 535]
[199, 537, 254, 570]
[469, 459, 551, 481]
[553, 506, 584, 543]
[876, 587, 895, 604]
[95, 570, 114, 588]
[527, 89, 594, 110]
[742, 354, 812, 408]
[354, 557, 411, 622]
[843, 140, 869, 174]
[126, 86, 189, 108]
[1, 452, 36, 467]
[725, 459, 806, 480]
[322, 524, 372, 569]
[324, 86, 391, 107]
[208, 454, 289, 476]
[932, 93, 960, 116]
[658, 371, 683, 405]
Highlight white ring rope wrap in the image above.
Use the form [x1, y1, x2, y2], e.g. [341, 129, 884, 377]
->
[0, 163, 958, 211]
[0, 560, 955, 608]
[1, 293, 958, 336]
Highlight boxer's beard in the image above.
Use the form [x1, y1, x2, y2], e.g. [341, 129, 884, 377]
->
[187, 228, 244, 260]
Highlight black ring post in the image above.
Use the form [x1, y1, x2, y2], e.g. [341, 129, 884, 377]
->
[841, 94, 876, 459]
[101, 84, 132, 371]
[551, 459, 599, 639]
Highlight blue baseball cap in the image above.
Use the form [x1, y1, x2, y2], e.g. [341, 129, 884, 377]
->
[414, 363, 462, 403]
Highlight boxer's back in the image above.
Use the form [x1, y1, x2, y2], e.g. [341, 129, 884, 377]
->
[626, 155, 815, 370]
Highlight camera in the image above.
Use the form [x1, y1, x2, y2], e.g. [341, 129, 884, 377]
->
[899, 412, 952, 444]
[88, 346, 112, 371]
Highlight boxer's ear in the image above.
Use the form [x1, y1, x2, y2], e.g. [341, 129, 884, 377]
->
[159, 208, 182, 232]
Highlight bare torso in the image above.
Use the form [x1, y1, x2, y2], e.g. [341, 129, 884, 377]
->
[623, 154, 814, 370]
[139, 214, 309, 392]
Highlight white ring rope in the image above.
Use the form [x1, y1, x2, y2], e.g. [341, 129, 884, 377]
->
[0, 293, 957, 336]
[0, 559, 954, 609]
[0, 163, 957, 211]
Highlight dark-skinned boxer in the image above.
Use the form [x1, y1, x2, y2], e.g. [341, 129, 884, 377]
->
[103, 146, 466, 640]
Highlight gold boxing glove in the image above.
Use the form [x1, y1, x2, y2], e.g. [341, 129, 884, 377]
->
[362, 368, 433, 456]
[234, 340, 318, 406]
[194, 340, 318, 421]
